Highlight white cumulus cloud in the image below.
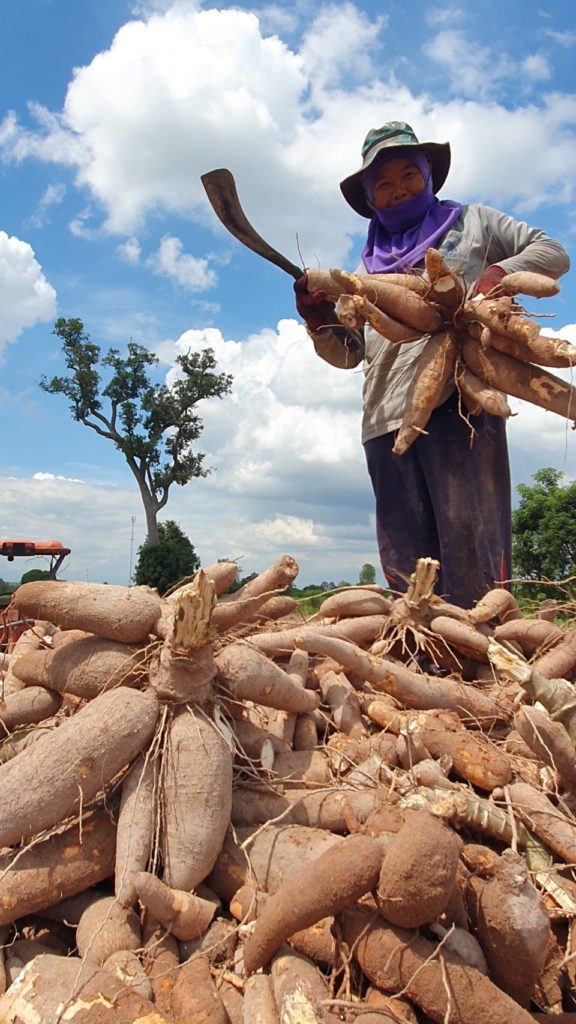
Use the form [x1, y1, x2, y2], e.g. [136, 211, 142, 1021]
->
[148, 235, 218, 290]
[0, 232, 57, 355]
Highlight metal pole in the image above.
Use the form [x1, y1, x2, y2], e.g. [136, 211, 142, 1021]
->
[128, 516, 136, 584]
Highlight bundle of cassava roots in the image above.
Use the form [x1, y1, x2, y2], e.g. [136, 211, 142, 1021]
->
[307, 252, 576, 454]
[3, 555, 576, 1022]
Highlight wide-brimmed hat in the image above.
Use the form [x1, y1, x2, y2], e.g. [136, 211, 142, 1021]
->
[340, 121, 452, 218]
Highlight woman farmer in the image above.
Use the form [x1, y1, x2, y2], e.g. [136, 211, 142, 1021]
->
[294, 121, 570, 609]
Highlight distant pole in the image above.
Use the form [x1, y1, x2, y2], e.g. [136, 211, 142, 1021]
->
[128, 516, 136, 584]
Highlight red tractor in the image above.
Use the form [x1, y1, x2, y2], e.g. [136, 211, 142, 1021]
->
[0, 539, 71, 649]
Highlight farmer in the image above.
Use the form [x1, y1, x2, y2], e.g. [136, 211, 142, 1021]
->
[294, 121, 570, 608]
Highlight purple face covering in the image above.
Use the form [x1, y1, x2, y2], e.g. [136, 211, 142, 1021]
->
[360, 148, 462, 274]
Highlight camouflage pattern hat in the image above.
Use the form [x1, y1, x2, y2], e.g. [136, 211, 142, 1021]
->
[340, 121, 452, 218]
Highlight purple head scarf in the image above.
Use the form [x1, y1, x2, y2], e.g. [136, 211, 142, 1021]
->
[360, 147, 462, 274]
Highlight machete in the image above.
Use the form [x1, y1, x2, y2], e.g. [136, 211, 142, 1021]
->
[200, 168, 302, 280]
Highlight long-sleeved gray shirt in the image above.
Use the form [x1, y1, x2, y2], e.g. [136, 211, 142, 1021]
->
[310, 203, 570, 442]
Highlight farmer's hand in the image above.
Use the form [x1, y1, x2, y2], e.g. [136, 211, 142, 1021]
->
[294, 273, 336, 332]
[474, 265, 508, 299]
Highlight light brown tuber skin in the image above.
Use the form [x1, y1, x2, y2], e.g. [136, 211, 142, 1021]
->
[476, 849, 551, 1006]
[76, 895, 141, 966]
[231, 786, 378, 830]
[502, 270, 560, 298]
[376, 807, 461, 928]
[208, 824, 344, 902]
[428, 615, 490, 661]
[0, 953, 172, 1024]
[479, 323, 576, 368]
[0, 686, 159, 847]
[337, 292, 421, 343]
[319, 669, 368, 738]
[330, 266, 443, 333]
[306, 266, 429, 297]
[532, 626, 576, 679]
[215, 643, 321, 714]
[318, 587, 393, 619]
[134, 870, 219, 941]
[161, 705, 233, 892]
[102, 949, 153, 1001]
[393, 329, 458, 455]
[455, 361, 512, 417]
[13, 634, 147, 697]
[115, 752, 157, 908]
[468, 587, 522, 625]
[462, 335, 576, 422]
[271, 749, 333, 788]
[243, 973, 280, 1024]
[14, 579, 163, 643]
[0, 685, 62, 731]
[225, 553, 299, 603]
[340, 906, 537, 1024]
[142, 912, 180, 1013]
[464, 295, 541, 342]
[0, 811, 116, 927]
[507, 781, 576, 864]
[493, 617, 563, 656]
[424, 248, 464, 311]
[169, 952, 229, 1024]
[248, 614, 389, 656]
[294, 631, 506, 723]
[514, 706, 576, 791]
[243, 833, 385, 974]
[271, 945, 339, 1024]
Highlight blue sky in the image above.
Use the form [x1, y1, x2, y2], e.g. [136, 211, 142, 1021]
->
[1, 0, 575, 587]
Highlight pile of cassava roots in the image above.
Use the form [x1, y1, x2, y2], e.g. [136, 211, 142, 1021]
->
[307, 251, 576, 454]
[2, 556, 576, 1023]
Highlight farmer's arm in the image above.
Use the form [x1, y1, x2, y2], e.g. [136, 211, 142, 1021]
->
[308, 324, 366, 369]
[479, 206, 570, 279]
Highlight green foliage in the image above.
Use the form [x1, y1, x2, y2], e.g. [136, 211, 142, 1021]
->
[41, 318, 233, 541]
[133, 520, 200, 595]
[358, 563, 377, 585]
[512, 467, 576, 602]
[20, 569, 52, 585]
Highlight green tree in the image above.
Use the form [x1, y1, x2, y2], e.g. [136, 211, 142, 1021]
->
[20, 569, 51, 585]
[134, 520, 200, 595]
[41, 318, 233, 544]
[358, 563, 377, 585]
[512, 467, 576, 599]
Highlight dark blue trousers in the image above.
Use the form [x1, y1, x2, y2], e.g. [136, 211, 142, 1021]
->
[363, 393, 512, 609]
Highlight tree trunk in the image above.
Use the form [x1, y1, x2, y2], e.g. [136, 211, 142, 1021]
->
[132, 479, 160, 545]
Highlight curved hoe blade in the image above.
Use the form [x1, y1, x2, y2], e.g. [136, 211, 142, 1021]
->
[201, 168, 302, 280]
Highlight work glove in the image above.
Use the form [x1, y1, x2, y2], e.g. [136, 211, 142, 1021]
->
[473, 265, 508, 299]
[294, 273, 336, 332]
